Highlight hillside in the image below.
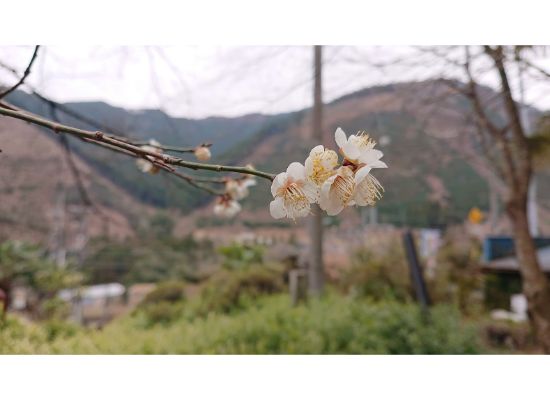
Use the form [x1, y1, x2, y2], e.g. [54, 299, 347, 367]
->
[0, 115, 152, 246]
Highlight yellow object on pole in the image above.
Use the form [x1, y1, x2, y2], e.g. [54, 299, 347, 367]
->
[468, 207, 484, 224]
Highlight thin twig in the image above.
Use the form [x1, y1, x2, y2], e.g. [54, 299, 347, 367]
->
[0, 46, 40, 99]
[131, 141, 212, 153]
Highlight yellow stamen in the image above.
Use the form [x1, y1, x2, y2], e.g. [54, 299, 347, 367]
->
[332, 173, 355, 206]
[356, 174, 384, 205]
[356, 131, 377, 151]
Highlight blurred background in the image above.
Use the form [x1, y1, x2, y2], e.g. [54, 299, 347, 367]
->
[0, 45, 549, 354]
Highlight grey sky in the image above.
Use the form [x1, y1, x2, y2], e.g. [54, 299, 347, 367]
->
[1, 46, 549, 119]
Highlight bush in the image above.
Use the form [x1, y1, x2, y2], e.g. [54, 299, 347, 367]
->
[198, 267, 285, 315]
[217, 242, 265, 270]
[136, 281, 187, 326]
[341, 244, 411, 302]
[429, 227, 484, 315]
[5, 295, 484, 354]
[0, 315, 80, 353]
[43, 319, 79, 342]
[38, 297, 71, 320]
[139, 302, 185, 327]
[140, 281, 186, 306]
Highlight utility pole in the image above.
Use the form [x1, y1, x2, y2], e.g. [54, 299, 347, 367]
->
[308, 45, 324, 296]
[48, 185, 67, 267]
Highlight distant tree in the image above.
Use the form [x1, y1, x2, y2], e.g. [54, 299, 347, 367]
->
[0, 241, 38, 309]
[0, 241, 80, 315]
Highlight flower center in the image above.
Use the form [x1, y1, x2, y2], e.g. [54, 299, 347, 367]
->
[280, 182, 306, 202]
[356, 132, 376, 151]
[276, 181, 310, 218]
[310, 158, 333, 185]
[356, 174, 384, 205]
[332, 174, 355, 205]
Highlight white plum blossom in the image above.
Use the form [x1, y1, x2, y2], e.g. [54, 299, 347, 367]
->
[304, 145, 338, 200]
[335, 127, 387, 169]
[333, 127, 387, 210]
[269, 162, 317, 219]
[194, 145, 211, 161]
[226, 176, 257, 200]
[319, 166, 356, 216]
[213, 195, 241, 218]
[136, 139, 163, 174]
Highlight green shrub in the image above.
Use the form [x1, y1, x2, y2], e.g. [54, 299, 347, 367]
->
[43, 319, 79, 342]
[0, 315, 80, 353]
[136, 281, 187, 326]
[38, 297, 71, 320]
[341, 244, 411, 302]
[139, 302, 184, 327]
[429, 228, 484, 315]
[5, 295, 484, 354]
[198, 267, 285, 315]
[140, 281, 186, 306]
[217, 242, 265, 270]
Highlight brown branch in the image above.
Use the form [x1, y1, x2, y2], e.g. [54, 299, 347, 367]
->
[522, 58, 550, 80]
[166, 169, 224, 196]
[130, 141, 212, 153]
[32, 90, 128, 138]
[484, 46, 528, 144]
[484, 45, 532, 192]
[461, 46, 519, 189]
[0, 105, 276, 181]
[49, 103, 95, 209]
[0, 46, 40, 99]
[71, 133, 225, 196]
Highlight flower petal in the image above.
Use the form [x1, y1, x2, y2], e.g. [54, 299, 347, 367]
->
[342, 142, 360, 160]
[136, 159, 153, 173]
[214, 204, 224, 215]
[269, 197, 286, 219]
[271, 172, 287, 197]
[286, 162, 305, 181]
[309, 144, 325, 157]
[302, 180, 320, 203]
[304, 155, 314, 176]
[359, 149, 383, 165]
[354, 166, 372, 185]
[227, 200, 241, 217]
[319, 174, 337, 202]
[324, 193, 345, 216]
[369, 160, 388, 169]
[319, 175, 340, 213]
[335, 127, 347, 148]
[148, 139, 161, 147]
[242, 178, 257, 188]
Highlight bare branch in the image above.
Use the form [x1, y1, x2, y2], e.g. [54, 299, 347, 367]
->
[130, 141, 212, 153]
[0, 46, 40, 99]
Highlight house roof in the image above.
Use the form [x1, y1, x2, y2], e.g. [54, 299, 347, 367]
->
[59, 283, 125, 301]
[482, 246, 550, 273]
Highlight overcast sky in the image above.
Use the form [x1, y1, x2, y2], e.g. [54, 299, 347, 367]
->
[1, 46, 549, 119]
